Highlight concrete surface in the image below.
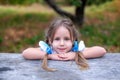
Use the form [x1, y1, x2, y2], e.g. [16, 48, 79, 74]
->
[0, 53, 120, 80]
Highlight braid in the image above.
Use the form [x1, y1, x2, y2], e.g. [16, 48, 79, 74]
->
[41, 54, 57, 71]
[75, 52, 89, 70]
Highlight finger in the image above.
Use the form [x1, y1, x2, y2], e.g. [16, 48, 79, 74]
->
[60, 53, 67, 57]
[61, 58, 70, 61]
[58, 55, 67, 59]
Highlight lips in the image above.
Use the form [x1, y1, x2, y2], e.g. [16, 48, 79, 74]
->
[58, 48, 66, 50]
[58, 48, 66, 51]
[56, 48, 67, 54]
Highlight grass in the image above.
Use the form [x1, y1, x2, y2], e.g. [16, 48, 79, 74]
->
[81, 0, 120, 52]
[0, 0, 120, 53]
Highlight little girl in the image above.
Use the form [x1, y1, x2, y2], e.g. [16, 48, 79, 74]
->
[22, 17, 106, 71]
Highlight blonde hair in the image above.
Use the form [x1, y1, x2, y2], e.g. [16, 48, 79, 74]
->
[42, 17, 89, 71]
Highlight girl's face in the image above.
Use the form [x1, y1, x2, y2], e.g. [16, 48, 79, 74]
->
[50, 26, 73, 54]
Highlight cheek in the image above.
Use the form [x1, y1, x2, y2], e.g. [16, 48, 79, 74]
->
[67, 42, 73, 48]
[51, 42, 58, 47]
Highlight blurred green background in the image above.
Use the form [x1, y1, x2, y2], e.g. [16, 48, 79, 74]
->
[0, 0, 119, 53]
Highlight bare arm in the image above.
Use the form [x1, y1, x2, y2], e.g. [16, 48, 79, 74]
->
[22, 48, 46, 59]
[56, 46, 107, 60]
[82, 46, 107, 59]
[22, 46, 106, 60]
[22, 47, 67, 60]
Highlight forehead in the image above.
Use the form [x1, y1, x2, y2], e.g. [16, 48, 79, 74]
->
[54, 26, 70, 37]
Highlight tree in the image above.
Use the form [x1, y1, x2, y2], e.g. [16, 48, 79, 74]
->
[44, 0, 87, 28]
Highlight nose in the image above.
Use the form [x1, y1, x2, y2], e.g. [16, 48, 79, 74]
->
[60, 40, 64, 46]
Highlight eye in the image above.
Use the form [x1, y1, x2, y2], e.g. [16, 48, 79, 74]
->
[64, 37, 70, 41]
[54, 37, 60, 41]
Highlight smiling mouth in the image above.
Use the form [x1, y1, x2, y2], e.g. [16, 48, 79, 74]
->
[58, 48, 66, 51]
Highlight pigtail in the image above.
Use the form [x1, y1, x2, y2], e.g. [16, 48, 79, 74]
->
[75, 52, 89, 70]
[41, 54, 57, 71]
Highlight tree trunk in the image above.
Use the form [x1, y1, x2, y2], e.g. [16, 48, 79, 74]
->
[44, 0, 87, 28]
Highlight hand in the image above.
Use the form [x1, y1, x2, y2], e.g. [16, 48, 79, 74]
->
[58, 52, 76, 61]
[48, 54, 65, 60]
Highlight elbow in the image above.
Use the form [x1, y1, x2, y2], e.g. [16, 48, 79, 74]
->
[95, 46, 107, 57]
[22, 50, 28, 59]
[22, 48, 31, 59]
[100, 47, 107, 57]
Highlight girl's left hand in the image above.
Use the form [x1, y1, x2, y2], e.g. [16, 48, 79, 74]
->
[58, 52, 75, 60]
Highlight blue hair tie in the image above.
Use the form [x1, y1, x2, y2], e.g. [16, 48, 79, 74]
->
[72, 41, 79, 52]
[72, 40, 85, 52]
[39, 41, 52, 54]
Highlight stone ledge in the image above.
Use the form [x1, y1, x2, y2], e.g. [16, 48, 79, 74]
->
[0, 53, 120, 80]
